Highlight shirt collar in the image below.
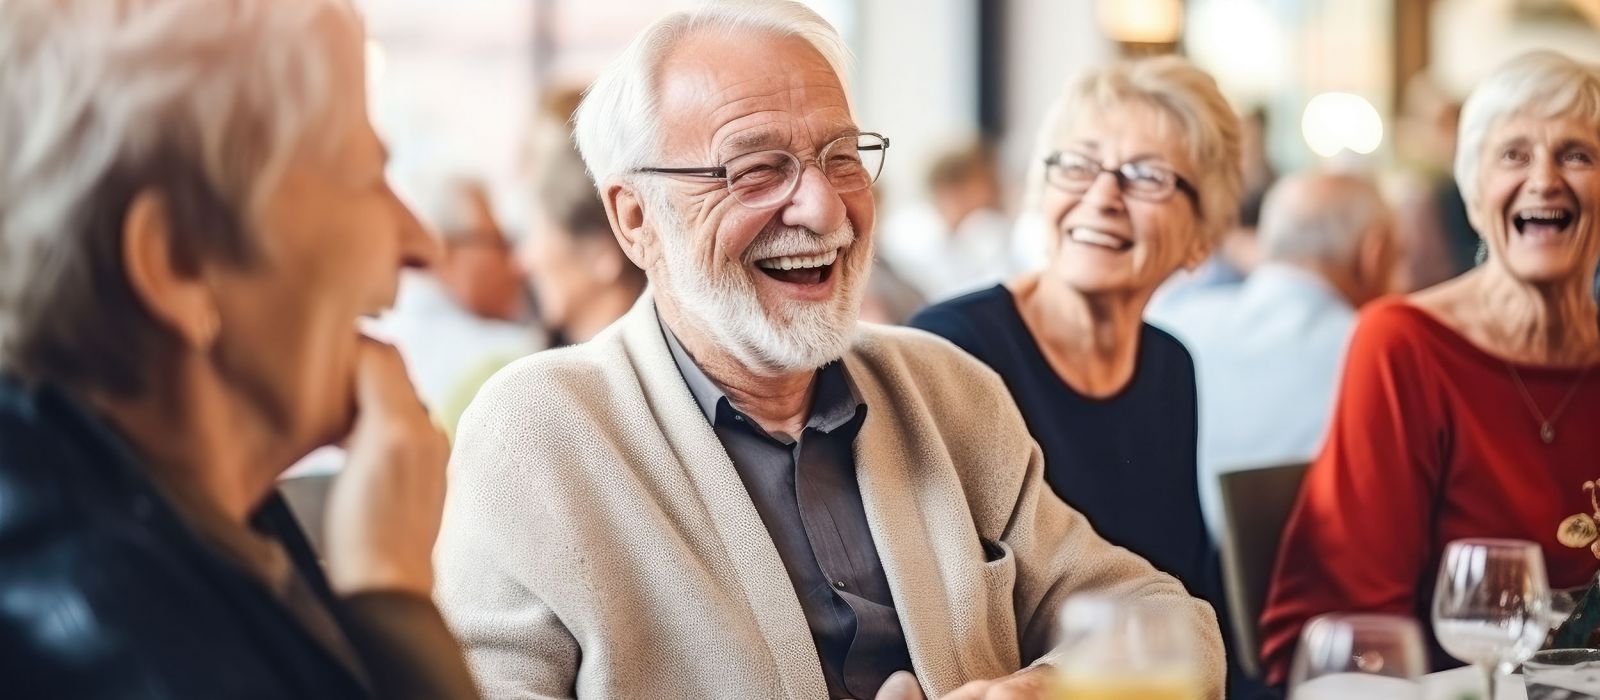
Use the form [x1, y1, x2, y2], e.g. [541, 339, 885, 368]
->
[658, 316, 865, 435]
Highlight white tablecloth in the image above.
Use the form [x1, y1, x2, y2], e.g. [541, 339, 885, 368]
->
[1423, 666, 1526, 700]
[1295, 667, 1526, 700]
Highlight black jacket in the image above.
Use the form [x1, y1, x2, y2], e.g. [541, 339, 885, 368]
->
[0, 376, 373, 699]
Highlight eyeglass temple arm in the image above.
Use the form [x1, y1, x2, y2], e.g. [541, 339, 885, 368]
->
[634, 166, 726, 177]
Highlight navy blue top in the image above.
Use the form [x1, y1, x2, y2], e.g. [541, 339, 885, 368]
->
[911, 284, 1273, 699]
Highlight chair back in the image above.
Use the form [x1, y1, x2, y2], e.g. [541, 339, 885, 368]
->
[1217, 461, 1310, 678]
[277, 473, 334, 556]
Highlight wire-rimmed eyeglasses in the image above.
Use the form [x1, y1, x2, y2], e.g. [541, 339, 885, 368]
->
[1043, 150, 1201, 215]
[634, 132, 889, 209]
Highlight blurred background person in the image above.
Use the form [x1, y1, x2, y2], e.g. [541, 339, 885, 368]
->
[1150, 171, 1398, 538]
[879, 137, 1015, 302]
[1260, 49, 1600, 684]
[431, 90, 643, 437]
[1146, 107, 1277, 319]
[0, 0, 477, 697]
[1389, 74, 1475, 291]
[911, 56, 1271, 699]
[516, 117, 645, 348]
[383, 176, 544, 413]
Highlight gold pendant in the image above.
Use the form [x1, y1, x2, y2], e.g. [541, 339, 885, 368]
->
[1542, 423, 1556, 444]
[1559, 512, 1600, 548]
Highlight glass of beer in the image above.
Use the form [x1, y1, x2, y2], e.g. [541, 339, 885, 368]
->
[1051, 595, 1203, 700]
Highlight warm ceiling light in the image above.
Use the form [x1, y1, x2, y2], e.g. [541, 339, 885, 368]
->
[1302, 92, 1384, 158]
[1097, 0, 1184, 44]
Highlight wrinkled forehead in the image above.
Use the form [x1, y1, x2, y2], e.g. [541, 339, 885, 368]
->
[653, 31, 854, 161]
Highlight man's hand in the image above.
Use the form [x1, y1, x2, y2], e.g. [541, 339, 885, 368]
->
[321, 338, 449, 597]
[938, 665, 1056, 700]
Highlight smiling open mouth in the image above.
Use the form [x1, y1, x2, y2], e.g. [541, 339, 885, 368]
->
[1513, 207, 1575, 238]
[1067, 227, 1134, 252]
[754, 249, 839, 285]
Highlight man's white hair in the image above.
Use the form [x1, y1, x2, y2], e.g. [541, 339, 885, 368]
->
[572, 0, 854, 186]
[0, 0, 354, 392]
[1257, 172, 1389, 266]
[1454, 50, 1600, 207]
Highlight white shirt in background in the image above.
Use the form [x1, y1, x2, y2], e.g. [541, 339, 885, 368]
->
[379, 271, 544, 411]
[1146, 262, 1357, 539]
[879, 203, 1014, 303]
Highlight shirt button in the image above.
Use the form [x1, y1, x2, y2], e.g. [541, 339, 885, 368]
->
[832, 580, 847, 590]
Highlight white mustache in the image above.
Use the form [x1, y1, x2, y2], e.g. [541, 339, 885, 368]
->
[744, 222, 855, 263]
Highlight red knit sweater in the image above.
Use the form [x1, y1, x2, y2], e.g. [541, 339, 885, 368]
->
[1259, 298, 1600, 684]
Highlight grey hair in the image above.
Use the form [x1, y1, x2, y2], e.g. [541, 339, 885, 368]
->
[1025, 55, 1243, 246]
[1455, 50, 1600, 207]
[1257, 172, 1389, 265]
[572, 0, 854, 187]
[0, 0, 354, 395]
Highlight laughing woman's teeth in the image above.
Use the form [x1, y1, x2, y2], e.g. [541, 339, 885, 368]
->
[1514, 208, 1574, 234]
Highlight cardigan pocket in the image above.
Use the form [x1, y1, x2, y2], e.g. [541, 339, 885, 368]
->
[978, 538, 1022, 667]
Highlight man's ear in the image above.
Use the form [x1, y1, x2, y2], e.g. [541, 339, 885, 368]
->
[602, 180, 658, 272]
[121, 189, 219, 350]
[1357, 221, 1398, 299]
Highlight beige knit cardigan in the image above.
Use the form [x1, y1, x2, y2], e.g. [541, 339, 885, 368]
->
[435, 295, 1224, 699]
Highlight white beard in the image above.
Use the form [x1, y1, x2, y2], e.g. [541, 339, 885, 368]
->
[642, 184, 867, 376]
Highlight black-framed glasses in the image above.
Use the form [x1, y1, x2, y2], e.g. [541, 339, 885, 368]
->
[634, 131, 889, 209]
[1043, 151, 1201, 215]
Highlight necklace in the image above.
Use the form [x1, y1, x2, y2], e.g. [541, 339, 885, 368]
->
[1505, 362, 1594, 444]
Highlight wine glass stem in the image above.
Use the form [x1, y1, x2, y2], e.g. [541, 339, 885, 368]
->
[1482, 663, 1498, 700]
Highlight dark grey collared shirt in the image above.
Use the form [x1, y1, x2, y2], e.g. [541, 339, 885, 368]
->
[662, 323, 913, 700]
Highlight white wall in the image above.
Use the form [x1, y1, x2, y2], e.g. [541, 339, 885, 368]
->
[854, 0, 981, 211]
[358, 0, 536, 231]
[1432, 0, 1600, 97]
[999, 0, 1113, 203]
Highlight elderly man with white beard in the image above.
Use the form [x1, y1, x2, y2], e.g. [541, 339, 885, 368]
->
[433, 2, 1224, 699]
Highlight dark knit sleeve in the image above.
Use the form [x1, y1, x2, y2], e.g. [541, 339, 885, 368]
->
[341, 592, 482, 700]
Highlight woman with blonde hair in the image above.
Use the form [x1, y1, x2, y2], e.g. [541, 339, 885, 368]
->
[912, 55, 1265, 697]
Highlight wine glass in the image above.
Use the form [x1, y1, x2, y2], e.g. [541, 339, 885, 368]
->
[1432, 538, 1552, 700]
[1052, 595, 1203, 700]
[1288, 613, 1427, 700]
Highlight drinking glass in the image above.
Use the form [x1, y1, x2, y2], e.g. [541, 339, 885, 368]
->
[1051, 595, 1203, 700]
[1524, 648, 1600, 699]
[1432, 538, 1552, 700]
[1288, 613, 1427, 700]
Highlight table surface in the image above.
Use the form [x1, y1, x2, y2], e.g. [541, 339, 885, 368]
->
[1296, 667, 1526, 700]
[1423, 666, 1526, 700]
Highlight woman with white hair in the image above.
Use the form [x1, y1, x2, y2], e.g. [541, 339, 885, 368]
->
[1260, 50, 1600, 686]
[0, 1, 477, 697]
[911, 56, 1266, 696]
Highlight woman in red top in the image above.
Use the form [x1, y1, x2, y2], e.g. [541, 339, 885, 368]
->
[1259, 49, 1600, 685]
